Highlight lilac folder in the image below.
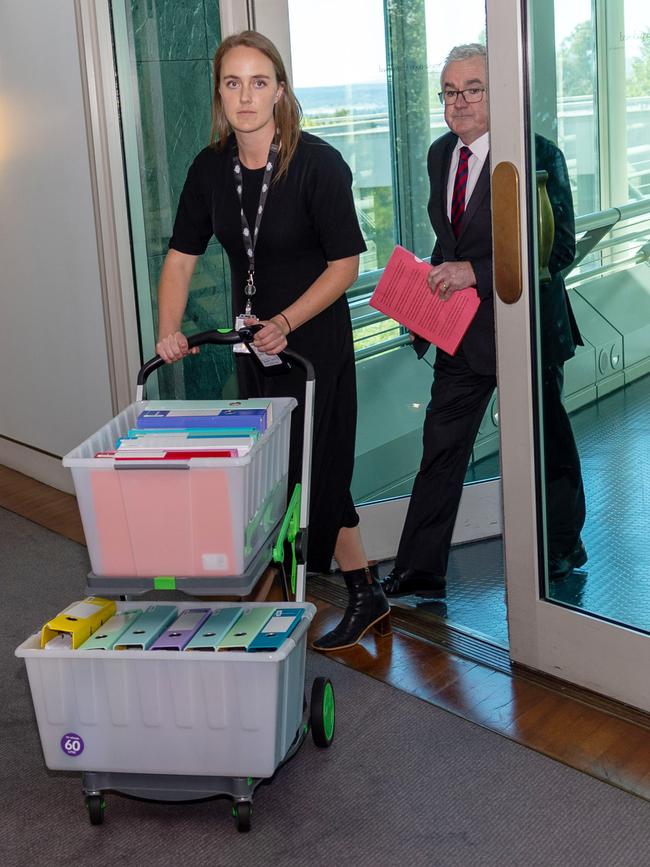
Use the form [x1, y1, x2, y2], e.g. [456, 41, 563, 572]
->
[149, 608, 212, 651]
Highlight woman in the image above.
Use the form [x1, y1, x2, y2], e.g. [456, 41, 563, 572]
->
[155, 31, 389, 651]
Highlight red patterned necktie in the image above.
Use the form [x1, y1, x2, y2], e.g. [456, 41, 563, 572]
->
[451, 145, 471, 237]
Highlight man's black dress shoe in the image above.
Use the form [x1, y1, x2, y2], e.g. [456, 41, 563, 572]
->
[549, 540, 588, 582]
[380, 568, 446, 598]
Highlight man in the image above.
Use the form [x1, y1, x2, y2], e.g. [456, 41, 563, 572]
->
[380, 43, 586, 598]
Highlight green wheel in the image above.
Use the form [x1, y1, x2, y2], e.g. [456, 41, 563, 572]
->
[86, 795, 105, 826]
[310, 677, 335, 748]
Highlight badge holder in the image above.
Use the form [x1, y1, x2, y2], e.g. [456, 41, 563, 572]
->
[238, 323, 293, 376]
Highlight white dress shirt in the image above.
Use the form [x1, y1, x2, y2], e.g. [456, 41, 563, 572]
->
[446, 131, 490, 221]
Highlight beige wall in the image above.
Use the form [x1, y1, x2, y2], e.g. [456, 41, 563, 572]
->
[0, 0, 115, 491]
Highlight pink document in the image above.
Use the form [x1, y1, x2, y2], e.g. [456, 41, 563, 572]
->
[370, 245, 481, 355]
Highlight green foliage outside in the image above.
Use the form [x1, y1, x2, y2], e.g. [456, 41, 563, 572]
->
[559, 21, 650, 99]
[627, 33, 650, 97]
[303, 107, 352, 128]
[557, 21, 596, 96]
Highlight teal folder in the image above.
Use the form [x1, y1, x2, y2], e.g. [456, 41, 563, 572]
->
[78, 610, 143, 650]
[184, 607, 244, 651]
[247, 608, 305, 652]
[217, 607, 275, 651]
[114, 605, 177, 650]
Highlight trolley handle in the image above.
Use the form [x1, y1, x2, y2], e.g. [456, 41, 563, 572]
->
[136, 328, 315, 400]
[134, 326, 316, 602]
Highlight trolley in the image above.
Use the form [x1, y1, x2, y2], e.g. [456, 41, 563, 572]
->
[15, 328, 336, 832]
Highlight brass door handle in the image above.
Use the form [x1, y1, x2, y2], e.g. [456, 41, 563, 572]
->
[492, 161, 522, 303]
[536, 170, 555, 283]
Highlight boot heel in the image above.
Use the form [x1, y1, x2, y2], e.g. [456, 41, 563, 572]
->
[373, 613, 392, 636]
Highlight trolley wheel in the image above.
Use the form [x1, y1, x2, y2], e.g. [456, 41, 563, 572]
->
[310, 677, 335, 748]
[294, 530, 305, 564]
[232, 801, 252, 832]
[86, 794, 105, 826]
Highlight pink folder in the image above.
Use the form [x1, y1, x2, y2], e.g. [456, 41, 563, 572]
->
[370, 245, 481, 355]
[90, 467, 236, 576]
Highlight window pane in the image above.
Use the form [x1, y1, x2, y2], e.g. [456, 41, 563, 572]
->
[529, 1, 650, 634]
[624, 1, 650, 201]
[288, 0, 395, 276]
[554, 1, 599, 216]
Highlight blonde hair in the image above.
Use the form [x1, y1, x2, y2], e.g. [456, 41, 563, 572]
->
[210, 31, 302, 183]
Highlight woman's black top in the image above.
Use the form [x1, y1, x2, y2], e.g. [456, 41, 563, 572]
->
[170, 131, 367, 572]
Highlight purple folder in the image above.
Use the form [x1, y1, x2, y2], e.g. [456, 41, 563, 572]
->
[136, 409, 267, 432]
[149, 608, 212, 651]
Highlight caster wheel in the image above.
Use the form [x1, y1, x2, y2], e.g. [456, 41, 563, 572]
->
[86, 794, 105, 826]
[232, 801, 252, 832]
[311, 676, 335, 748]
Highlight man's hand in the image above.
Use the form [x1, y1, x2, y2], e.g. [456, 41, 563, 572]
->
[156, 331, 199, 363]
[428, 261, 476, 301]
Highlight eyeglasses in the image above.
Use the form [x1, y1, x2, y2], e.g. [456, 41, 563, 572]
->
[438, 87, 487, 105]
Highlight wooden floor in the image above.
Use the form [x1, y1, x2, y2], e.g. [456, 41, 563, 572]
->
[3, 463, 650, 801]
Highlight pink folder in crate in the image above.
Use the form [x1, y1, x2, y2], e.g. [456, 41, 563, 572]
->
[90, 467, 236, 576]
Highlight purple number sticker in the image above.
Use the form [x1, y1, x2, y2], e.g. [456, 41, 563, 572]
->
[61, 732, 84, 757]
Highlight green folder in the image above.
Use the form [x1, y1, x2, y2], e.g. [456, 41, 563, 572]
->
[78, 610, 143, 650]
[217, 607, 276, 651]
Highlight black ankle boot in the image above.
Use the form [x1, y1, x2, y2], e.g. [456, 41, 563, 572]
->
[312, 566, 391, 652]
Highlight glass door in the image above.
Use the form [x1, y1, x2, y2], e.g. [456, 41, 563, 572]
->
[488, 0, 650, 708]
[282, 0, 502, 561]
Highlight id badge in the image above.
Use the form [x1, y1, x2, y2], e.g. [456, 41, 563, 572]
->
[233, 314, 256, 354]
[249, 343, 284, 368]
[233, 315, 284, 369]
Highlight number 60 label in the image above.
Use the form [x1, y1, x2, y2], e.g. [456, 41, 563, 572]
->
[61, 732, 84, 756]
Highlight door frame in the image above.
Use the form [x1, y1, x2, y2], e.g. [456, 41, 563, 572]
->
[487, 0, 650, 710]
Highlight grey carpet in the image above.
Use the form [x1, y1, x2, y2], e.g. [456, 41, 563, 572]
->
[2, 507, 650, 867]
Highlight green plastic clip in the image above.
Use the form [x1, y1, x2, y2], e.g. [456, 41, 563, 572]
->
[154, 576, 176, 590]
[272, 484, 301, 594]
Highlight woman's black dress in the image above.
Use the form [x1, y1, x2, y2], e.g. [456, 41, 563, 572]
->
[169, 131, 366, 572]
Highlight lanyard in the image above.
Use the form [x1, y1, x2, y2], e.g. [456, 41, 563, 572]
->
[232, 142, 278, 315]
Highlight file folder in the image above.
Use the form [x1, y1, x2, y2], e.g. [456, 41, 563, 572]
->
[43, 634, 74, 651]
[217, 607, 276, 651]
[184, 607, 244, 651]
[115, 434, 255, 454]
[247, 608, 305, 652]
[144, 398, 273, 424]
[125, 427, 258, 439]
[40, 597, 117, 649]
[149, 608, 212, 651]
[78, 610, 144, 651]
[113, 605, 178, 650]
[137, 408, 268, 432]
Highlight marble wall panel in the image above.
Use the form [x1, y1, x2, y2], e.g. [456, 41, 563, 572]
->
[131, 0, 209, 62]
[125, 1, 230, 399]
[136, 57, 212, 257]
[203, 0, 221, 59]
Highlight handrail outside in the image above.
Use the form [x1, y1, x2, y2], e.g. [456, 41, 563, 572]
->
[352, 199, 650, 360]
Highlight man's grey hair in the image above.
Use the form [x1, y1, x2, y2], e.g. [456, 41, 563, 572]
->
[440, 43, 487, 85]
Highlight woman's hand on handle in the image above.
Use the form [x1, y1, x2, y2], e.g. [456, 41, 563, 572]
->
[245, 316, 288, 356]
[155, 331, 199, 363]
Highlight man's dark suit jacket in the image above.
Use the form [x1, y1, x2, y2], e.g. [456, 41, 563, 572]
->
[413, 131, 581, 370]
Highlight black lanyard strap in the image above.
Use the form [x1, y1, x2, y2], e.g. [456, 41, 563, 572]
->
[232, 142, 278, 313]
